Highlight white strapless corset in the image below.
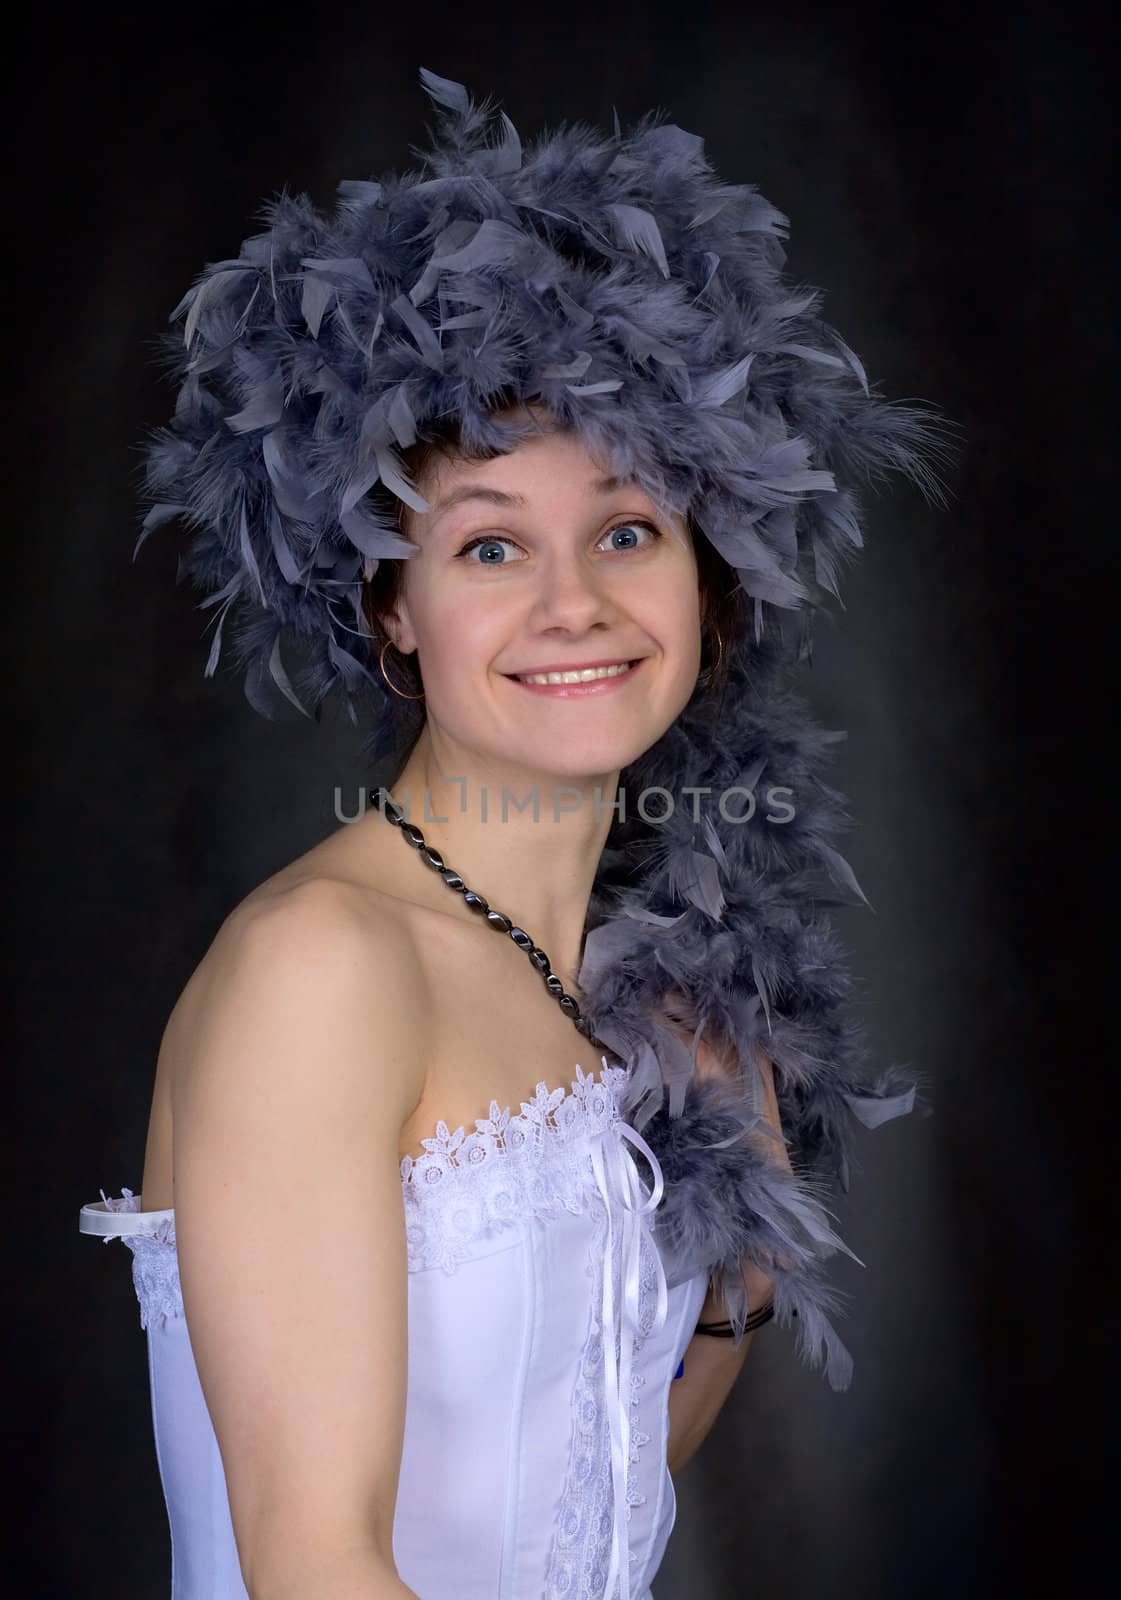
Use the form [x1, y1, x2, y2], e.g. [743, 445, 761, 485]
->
[80, 1057, 708, 1600]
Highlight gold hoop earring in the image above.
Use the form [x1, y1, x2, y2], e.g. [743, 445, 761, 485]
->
[378, 638, 426, 701]
[700, 624, 725, 689]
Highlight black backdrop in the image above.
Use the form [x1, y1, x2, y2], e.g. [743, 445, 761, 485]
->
[12, 3, 1110, 1595]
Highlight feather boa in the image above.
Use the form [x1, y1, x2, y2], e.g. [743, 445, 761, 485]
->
[579, 636, 931, 1390]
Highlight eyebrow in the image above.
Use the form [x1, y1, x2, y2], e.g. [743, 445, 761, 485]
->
[429, 473, 638, 518]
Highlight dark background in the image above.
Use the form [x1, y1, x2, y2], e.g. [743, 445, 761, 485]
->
[12, 2, 1110, 1595]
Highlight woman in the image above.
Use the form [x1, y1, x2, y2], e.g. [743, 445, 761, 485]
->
[80, 67, 947, 1600]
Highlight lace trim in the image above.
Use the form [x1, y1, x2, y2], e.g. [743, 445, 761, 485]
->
[623, 1225, 664, 1537]
[94, 1189, 182, 1331]
[86, 1059, 632, 1323]
[401, 1059, 630, 1275]
[543, 1159, 664, 1598]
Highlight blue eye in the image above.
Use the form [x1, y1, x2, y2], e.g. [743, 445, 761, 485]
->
[456, 537, 520, 565]
[454, 520, 661, 565]
[600, 520, 659, 551]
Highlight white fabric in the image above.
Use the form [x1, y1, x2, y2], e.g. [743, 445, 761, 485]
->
[80, 1058, 708, 1599]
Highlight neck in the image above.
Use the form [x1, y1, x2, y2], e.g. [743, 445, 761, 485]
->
[369, 729, 622, 995]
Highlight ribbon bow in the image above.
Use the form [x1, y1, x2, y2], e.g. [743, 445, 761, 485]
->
[588, 1118, 670, 1600]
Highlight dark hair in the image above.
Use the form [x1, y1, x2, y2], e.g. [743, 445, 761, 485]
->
[360, 422, 747, 707]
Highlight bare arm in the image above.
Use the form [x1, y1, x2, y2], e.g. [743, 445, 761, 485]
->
[665, 1026, 790, 1477]
[165, 882, 427, 1600]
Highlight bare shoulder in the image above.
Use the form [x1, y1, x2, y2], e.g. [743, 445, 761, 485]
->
[163, 875, 429, 1134]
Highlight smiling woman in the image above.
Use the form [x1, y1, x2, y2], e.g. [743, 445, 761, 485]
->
[80, 63, 948, 1600]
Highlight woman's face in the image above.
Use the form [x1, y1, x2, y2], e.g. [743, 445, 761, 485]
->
[388, 416, 704, 782]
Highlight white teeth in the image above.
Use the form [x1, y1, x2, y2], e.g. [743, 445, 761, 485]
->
[516, 662, 633, 685]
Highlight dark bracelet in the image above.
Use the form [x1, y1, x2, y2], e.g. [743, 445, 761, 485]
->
[694, 1301, 781, 1337]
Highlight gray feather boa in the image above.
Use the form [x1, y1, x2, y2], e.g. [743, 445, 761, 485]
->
[578, 636, 930, 1391]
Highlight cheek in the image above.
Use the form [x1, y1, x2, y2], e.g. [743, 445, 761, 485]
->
[411, 588, 508, 680]
[649, 581, 704, 666]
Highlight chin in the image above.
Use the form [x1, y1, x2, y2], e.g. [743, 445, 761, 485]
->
[502, 734, 663, 788]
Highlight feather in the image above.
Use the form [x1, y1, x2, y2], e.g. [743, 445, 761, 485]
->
[300, 272, 333, 339]
[267, 633, 309, 716]
[643, 123, 705, 163]
[133, 502, 186, 559]
[693, 354, 755, 409]
[243, 649, 276, 719]
[181, 267, 255, 348]
[824, 491, 864, 550]
[202, 593, 234, 677]
[386, 384, 418, 449]
[196, 572, 241, 613]
[774, 342, 848, 373]
[226, 372, 284, 434]
[418, 66, 471, 114]
[340, 454, 384, 518]
[621, 906, 688, 928]
[700, 812, 730, 878]
[818, 842, 872, 908]
[667, 845, 726, 921]
[429, 217, 526, 275]
[267, 503, 304, 586]
[438, 309, 489, 330]
[375, 443, 429, 513]
[844, 1085, 916, 1128]
[606, 203, 671, 278]
[542, 353, 592, 380]
[336, 179, 384, 212]
[339, 507, 419, 560]
[751, 951, 775, 1035]
[300, 255, 375, 292]
[822, 324, 871, 396]
[238, 505, 267, 607]
[328, 632, 380, 691]
[261, 429, 316, 520]
[389, 293, 445, 371]
[409, 218, 482, 305]
[696, 251, 720, 298]
[489, 111, 523, 174]
[565, 380, 623, 396]
[553, 285, 595, 334]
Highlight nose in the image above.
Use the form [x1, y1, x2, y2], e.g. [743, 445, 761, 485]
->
[527, 547, 622, 636]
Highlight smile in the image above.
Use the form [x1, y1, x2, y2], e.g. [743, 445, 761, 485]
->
[505, 660, 644, 697]
[514, 661, 633, 685]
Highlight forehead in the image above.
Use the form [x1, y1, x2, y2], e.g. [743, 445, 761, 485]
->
[419, 422, 680, 524]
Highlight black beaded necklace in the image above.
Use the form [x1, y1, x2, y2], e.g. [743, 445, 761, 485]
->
[370, 786, 614, 1058]
[372, 785, 778, 1341]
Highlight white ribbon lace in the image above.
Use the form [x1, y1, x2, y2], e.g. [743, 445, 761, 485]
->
[588, 1118, 669, 1600]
